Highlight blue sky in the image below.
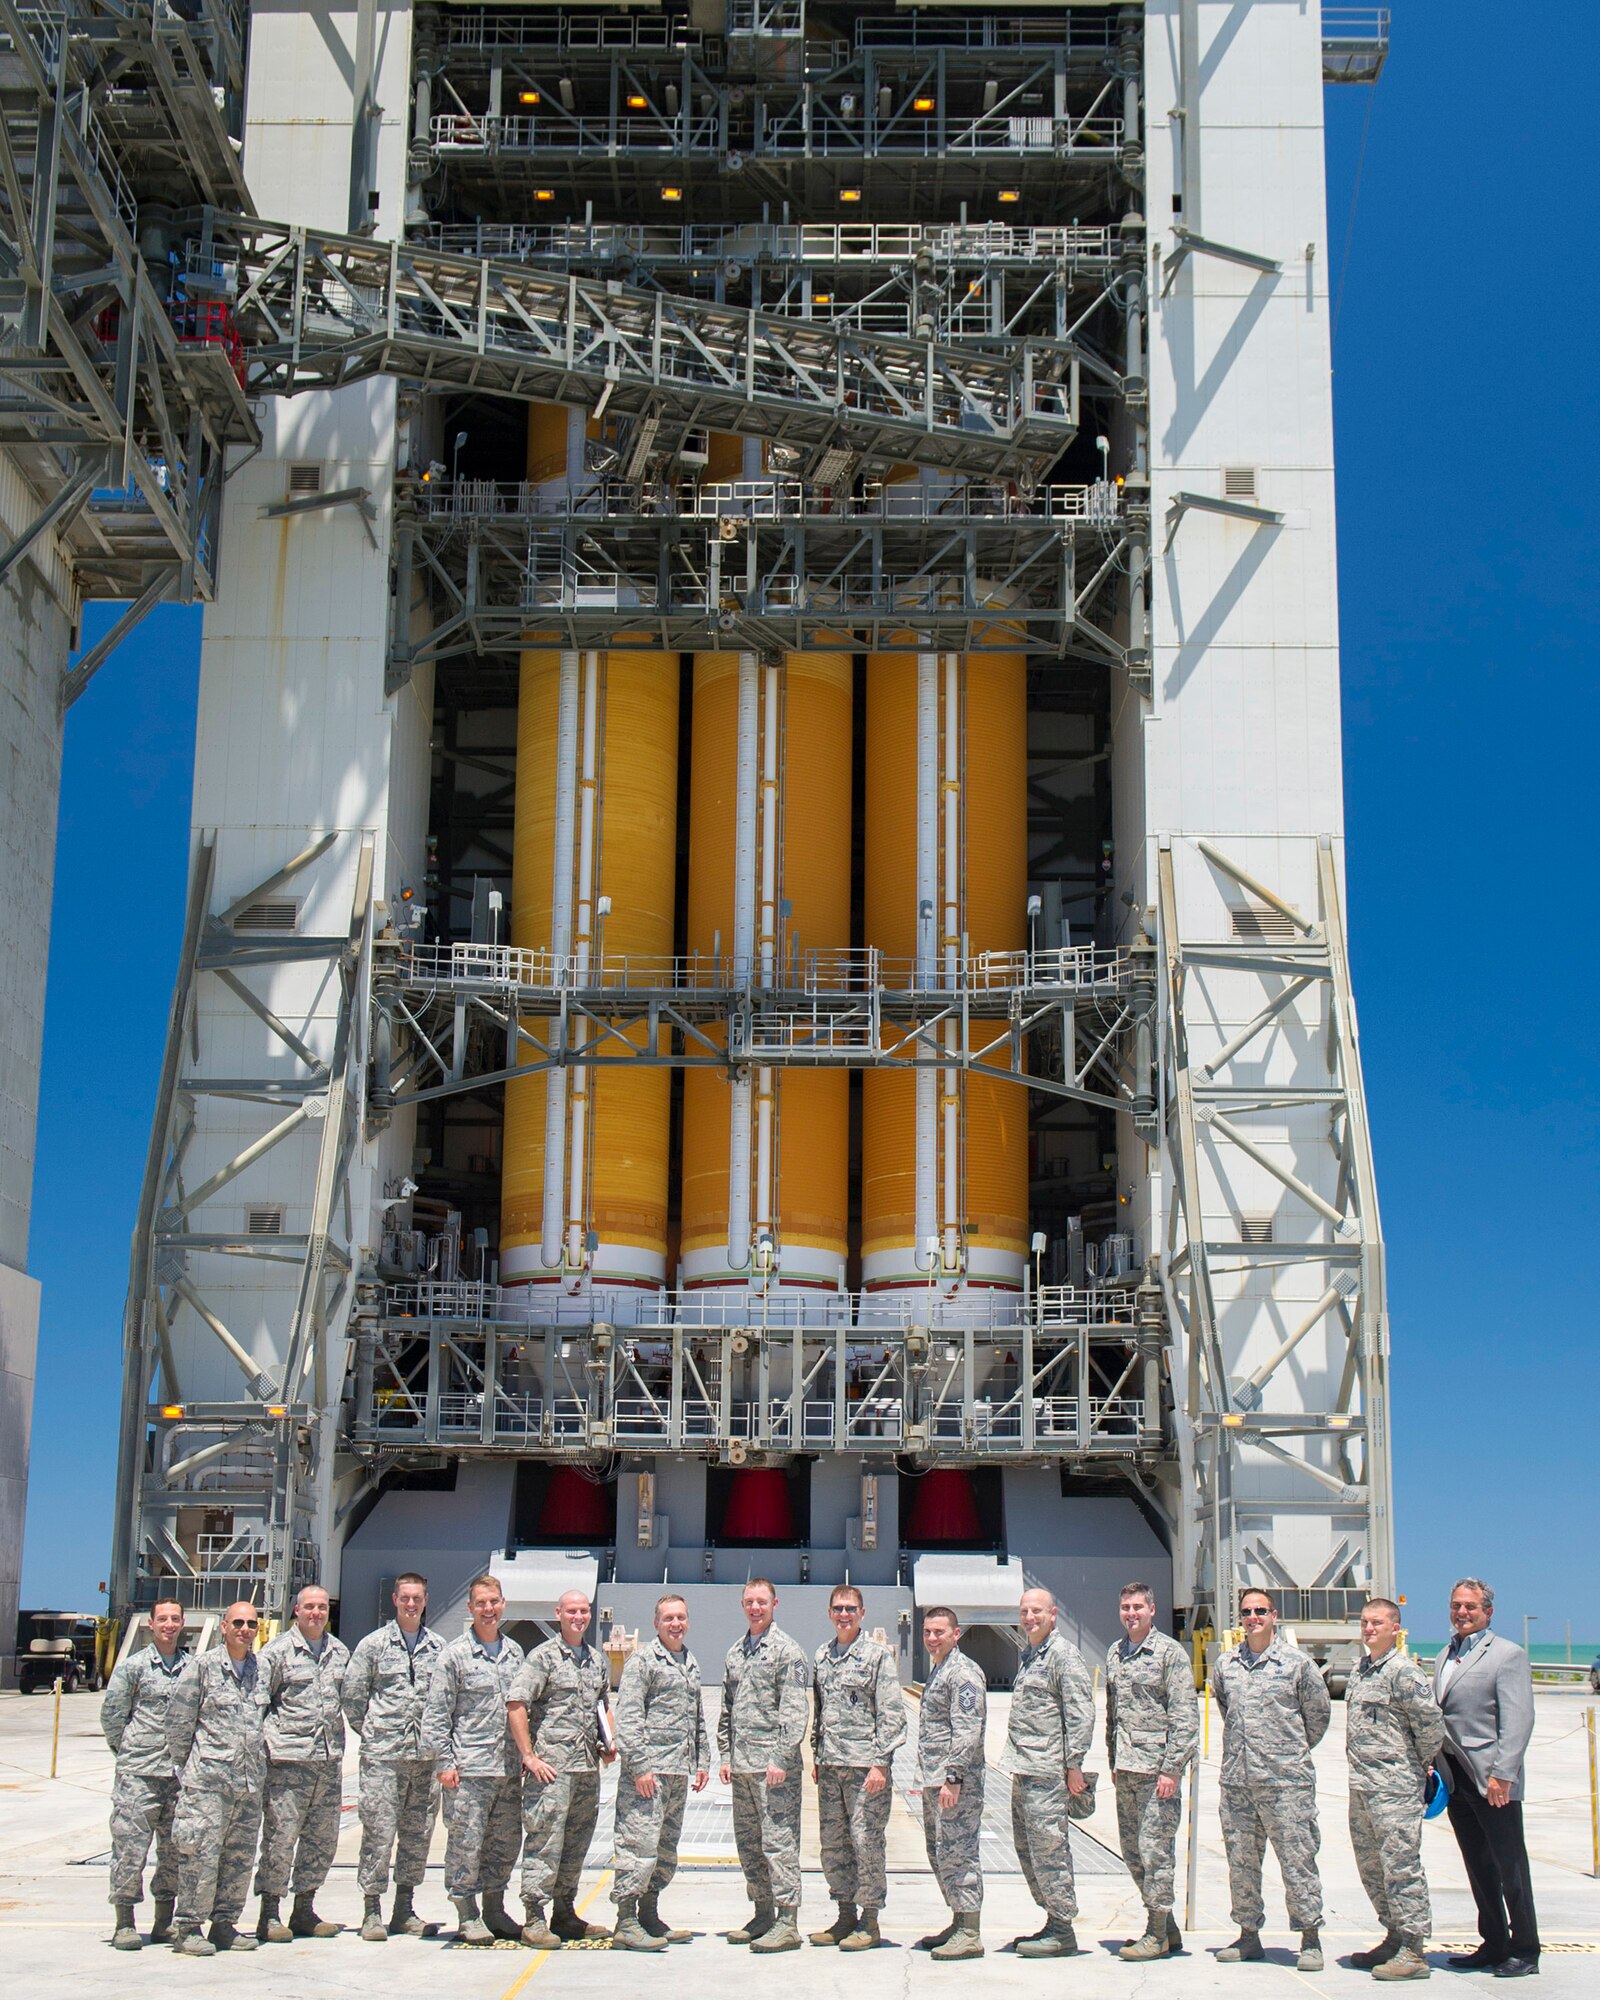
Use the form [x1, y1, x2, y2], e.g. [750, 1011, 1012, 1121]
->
[21, 8, 1599, 1644]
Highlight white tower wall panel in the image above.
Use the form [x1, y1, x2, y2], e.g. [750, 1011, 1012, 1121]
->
[1138, 3, 1386, 1621]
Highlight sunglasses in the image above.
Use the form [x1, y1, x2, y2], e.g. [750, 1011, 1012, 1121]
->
[227, 1618, 260, 1629]
[1239, 1609, 1273, 1620]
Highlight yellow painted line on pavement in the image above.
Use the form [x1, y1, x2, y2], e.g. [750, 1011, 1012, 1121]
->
[497, 1869, 613, 1998]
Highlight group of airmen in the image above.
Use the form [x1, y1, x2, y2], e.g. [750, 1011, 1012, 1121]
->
[99, 1572, 1446, 1975]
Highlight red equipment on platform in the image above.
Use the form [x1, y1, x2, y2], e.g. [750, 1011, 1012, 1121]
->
[537, 1467, 612, 1540]
[720, 1468, 795, 1542]
[904, 1467, 982, 1543]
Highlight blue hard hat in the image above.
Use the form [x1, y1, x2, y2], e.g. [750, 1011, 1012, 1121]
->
[1424, 1766, 1450, 1820]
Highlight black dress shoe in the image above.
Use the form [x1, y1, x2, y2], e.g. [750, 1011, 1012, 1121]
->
[1449, 1949, 1508, 1970]
[1491, 1957, 1539, 1979]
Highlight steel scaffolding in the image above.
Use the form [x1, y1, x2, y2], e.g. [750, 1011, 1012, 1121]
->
[0, 2, 1394, 1640]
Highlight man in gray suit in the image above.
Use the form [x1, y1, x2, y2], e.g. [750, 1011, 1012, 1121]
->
[1431, 1578, 1539, 1978]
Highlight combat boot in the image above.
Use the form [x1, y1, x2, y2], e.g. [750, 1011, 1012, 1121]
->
[839, 1911, 881, 1952]
[727, 1902, 775, 1944]
[750, 1906, 802, 1953]
[1352, 1933, 1404, 1970]
[1121, 1913, 1173, 1962]
[638, 1892, 689, 1943]
[289, 1892, 340, 1937]
[1006, 1917, 1056, 1950]
[454, 1895, 494, 1946]
[552, 1894, 608, 1940]
[915, 1920, 958, 1951]
[1298, 1929, 1325, 1973]
[519, 1899, 560, 1949]
[481, 1891, 524, 1940]
[1372, 1943, 1431, 1982]
[809, 1902, 858, 1946]
[255, 1896, 292, 1944]
[174, 1923, 216, 1957]
[931, 1915, 985, 1961]
[1218, 1930, 1265, 1962]
[389, 1885, 426, 1937]
[361, 1894, 389, 1942]
[208, 1922, 256, 1951]
[150, 1898, 176, 1944]
[1168, 1913, 1184, 1953]
[111, 1900, 142, 1950]
[612, 1896, 670, 1952]
[1016, 1917, 1079, 1958]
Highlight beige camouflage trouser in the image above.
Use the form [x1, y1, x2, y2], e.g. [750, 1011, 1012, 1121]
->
[1219, 1780, 1323, 1931]
[174, 1787, 262, 1928]
[1114, 1771, 1184, 1916]
[817, 1765, 894, 1911]
[443, 1773, 522, 1897]
[1012, 1772, 1078, 1920]
[256, 1760, 342, 1898]
[921, 1778, 985, 1914]
[357, 1757, 441, 1893]
[109, 1769, 181, 1904]
[519, 1769, 601, 1907]
[730, 1768, 802, 1910]
[610, 1773, 689, 1902]
[1350, 1786, 1430, 1942]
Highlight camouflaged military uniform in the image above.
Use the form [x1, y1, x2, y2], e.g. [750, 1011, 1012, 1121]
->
[1210, 1634, 1331, 1931]
[610, 1637, 709, 1904]
[917, 1646, 988, 1915]
[343, 1620, 445, 1897]
[719, 1624, 811, 1910]
[1346, 1646, 1445, 1944]
[254, 1626, 350, 1901]
[101, 1642, 195, 1912]
[810, 1631, 908, 1915]
[422, 1630, 526, 1898]
[1001, 1628, 1095, 1922]
[168, 1648, 268, 1932]
[1106, 1628, 1199, 1922]
[510, 1636, 609, 1909]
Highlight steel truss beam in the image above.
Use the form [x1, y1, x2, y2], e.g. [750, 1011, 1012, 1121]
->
[0, 1, 256, 613]
[395, 474, 1125, 663]
[1156, 836, 1393, 1638]
[370, 935, 1150, 1121]
[112, 832, 375, 1616]
[344, 1277, 1165, 1467]
[197, 212, 1081, 478]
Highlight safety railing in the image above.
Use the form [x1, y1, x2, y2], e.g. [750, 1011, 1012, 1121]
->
[408, 220, 1116, 268]
[431, 110, 1120, 161]
[385, 938, 1126, 1000]
[852, 11, 1119, 54]
[416, 477, 1118, 527]
[371, 1280, 1141, 1335]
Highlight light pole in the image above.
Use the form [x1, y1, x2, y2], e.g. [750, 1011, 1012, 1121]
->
[1523, 1614, 1537, 1655]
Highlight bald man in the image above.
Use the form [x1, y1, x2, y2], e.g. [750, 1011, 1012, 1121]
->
[508, 1589, 615, 1947]
[1001, 1588, 1094, 1957]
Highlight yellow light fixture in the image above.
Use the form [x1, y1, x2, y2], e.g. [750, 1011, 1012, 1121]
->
[1222, 1412, 1245, 1428]
[839, 187, 862, 204]
[661, 185, 683, 202]
[627, 93, 648, 110]
[159, 1404, 183, 1419]
[534, 187, 556, 202]
[266, 1405, 289, 1419]
[997, 188, 1020, 204]
[518, 90, 540, 105]
[813, 292, 832, 305]
[913, 96, 936, 113]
